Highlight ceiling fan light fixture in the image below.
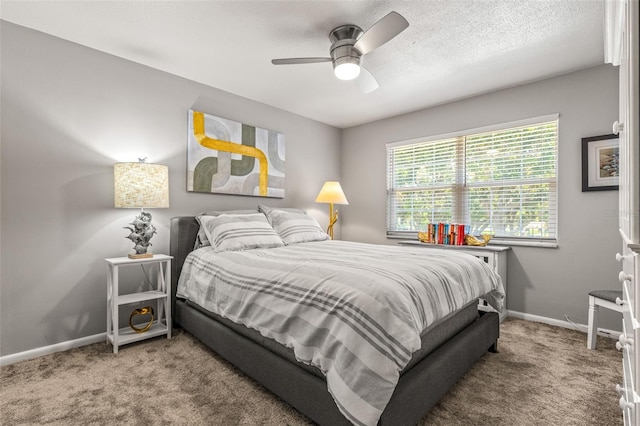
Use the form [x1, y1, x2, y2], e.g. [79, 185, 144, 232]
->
[333, 56, 361, 80]
[334, 62, 361, 80]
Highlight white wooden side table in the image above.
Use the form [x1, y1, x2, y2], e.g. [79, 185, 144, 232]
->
[106, 254, 173, 353]
[399, 241, 510, 321]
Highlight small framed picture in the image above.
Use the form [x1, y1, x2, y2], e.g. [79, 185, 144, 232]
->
[581, 134, 619, 192]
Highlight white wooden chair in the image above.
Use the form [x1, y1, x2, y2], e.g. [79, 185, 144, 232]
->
[587, 290, 624, 350]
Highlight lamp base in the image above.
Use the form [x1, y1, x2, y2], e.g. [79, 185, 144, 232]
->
[123, 210, 158, 260]
[326, 203, 337, 240]
[128, 253, 153, 259]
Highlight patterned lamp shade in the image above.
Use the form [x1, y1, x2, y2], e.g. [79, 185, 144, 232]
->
[114, 162, 170, 208]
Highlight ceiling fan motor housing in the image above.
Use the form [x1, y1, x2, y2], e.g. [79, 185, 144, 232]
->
[329, 25, 364, 70]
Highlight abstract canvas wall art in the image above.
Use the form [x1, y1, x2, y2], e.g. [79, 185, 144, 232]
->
[187, 110, 285, 198]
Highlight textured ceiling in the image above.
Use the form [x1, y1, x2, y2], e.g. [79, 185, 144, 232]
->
[0, 0, 605, 128]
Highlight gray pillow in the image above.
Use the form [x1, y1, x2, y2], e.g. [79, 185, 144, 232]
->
[195, 209, 259, 249]
[199, 213, 284, 252]
[258, 204, 306, 217]
[261, 208, 330, 245]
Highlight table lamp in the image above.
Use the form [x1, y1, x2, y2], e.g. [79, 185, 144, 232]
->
[315, 181, 349, 240]
[114, 159, 169, 258]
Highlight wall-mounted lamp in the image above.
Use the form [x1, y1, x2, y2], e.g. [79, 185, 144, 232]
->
[114, 159, 169, 258]
[315, 181, 349, 240]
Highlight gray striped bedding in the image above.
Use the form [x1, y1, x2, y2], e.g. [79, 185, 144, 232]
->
[176, 240, 504, 426]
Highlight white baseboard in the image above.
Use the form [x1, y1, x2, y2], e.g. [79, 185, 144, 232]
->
[507, 310, 621, 338]
[0, 332, 107, 366]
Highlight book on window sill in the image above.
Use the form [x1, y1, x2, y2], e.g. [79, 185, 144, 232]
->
[417, 223, 471, 246]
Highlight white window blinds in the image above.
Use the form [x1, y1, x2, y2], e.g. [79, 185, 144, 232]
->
[386, 116, 558, 244]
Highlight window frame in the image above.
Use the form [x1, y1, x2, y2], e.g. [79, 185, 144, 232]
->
[386, 114, 559, 248]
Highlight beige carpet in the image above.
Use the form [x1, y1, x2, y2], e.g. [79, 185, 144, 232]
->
[0, 318, 622, 425]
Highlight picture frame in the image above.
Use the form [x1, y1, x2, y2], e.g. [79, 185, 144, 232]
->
[187, 109, 285, 198]
[581, 134, 619, 192]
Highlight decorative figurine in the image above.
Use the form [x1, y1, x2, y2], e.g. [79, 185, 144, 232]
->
[417, 231, 430, 243]
[124, 211, 157, 258]
[464, 234, 493, 247]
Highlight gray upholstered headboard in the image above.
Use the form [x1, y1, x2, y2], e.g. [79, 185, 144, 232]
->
[170, 216, 199, 319]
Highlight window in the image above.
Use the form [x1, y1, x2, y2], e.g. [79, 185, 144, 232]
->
[386, 115, 558, 245]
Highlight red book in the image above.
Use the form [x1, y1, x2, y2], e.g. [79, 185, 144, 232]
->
[458, 224, 466, 245]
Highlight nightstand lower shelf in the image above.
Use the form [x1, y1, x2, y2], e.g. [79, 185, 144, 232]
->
[107, 321, 170, 348]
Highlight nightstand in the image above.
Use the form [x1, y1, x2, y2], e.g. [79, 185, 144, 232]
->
[399, 241, 510, 321]
[105, 254, 172, 353]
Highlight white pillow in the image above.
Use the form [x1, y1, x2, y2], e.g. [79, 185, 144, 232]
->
[195, 209, 259, 249]
[261, 209, 330, 245]
[199, 213, 284, 252]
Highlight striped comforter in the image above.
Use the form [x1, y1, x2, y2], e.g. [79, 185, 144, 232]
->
[177, 240, 504, 426]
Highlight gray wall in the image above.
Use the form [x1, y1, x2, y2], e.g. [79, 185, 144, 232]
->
[0, 22, 341, 356]
[341, 65, 622, 330]
[0, 20, 622, 358]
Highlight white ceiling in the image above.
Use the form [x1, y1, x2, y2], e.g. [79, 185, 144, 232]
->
[0, 0, 605, 128]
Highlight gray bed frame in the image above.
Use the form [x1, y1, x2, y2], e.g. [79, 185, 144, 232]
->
[170, 216, 499, 426]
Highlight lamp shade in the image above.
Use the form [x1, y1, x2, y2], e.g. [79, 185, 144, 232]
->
[114, 162, 169, 208]
[315, 181, 349, 205]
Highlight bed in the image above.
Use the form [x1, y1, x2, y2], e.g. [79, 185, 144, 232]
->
[170, 210, 503, 426]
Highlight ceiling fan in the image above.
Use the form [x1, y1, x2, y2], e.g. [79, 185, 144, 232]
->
[271, 11, 409, 93]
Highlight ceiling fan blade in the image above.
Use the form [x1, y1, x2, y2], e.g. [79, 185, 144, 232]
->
[271, 57, 332, 65]
[354, 11, 409, 55]
[356, 67, 379, 94]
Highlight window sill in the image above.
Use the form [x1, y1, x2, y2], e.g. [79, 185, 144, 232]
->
[387, 234, 558, 249]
